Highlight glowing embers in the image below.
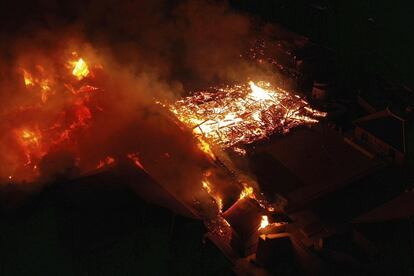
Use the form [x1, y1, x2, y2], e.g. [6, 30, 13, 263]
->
[239, 184, 254, 200]
[96, 156, 116, 169]
[22, 70, 35, 87]
[127, 152, 145, 171]
[259, 215, 269, 230]
[170, 81, 326, 149]
[71, 58, 90, 80]
[202, 178, 223, 213]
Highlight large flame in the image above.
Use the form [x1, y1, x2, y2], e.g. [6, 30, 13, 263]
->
[1, 52, 105, 182]
[71, 58, 90, 80]
[170, 81, 326, 150]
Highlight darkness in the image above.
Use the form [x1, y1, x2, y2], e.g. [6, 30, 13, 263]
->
[0, 178, 231, 275]
[1, 0, 414, 275]
[231, 0, 414, 89]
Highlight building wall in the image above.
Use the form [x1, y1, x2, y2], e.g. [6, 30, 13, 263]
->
[355, 127, 404, 164]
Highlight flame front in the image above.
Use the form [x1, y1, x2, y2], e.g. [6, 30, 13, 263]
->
[170, 81, 326, 150]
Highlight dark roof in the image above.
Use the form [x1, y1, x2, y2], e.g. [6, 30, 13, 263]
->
[249, 125, 382, 210]
[353, 191, 414, 223]
[355, 110, 406, 152]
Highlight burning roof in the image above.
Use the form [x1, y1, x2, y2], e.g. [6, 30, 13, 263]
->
[0, 52, 103, 182]
[170, 81, 326, 151]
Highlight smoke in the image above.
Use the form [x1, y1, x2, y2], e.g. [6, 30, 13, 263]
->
[0, 0, 264, 210]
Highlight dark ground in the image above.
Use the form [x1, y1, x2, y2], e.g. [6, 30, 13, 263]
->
[0, 180, 232, 276]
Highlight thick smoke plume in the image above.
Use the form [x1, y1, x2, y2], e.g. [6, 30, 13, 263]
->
[0, 0, 262, 208]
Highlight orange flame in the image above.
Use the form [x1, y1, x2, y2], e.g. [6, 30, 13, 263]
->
[197, 138, 215, 160]
[2, 51, 105, 181]
[202, 179, 223, 213]
[202, 180, 212, 193]
[16, 127, 45, 169]
[20, 129, 41, 146]
[72, 58, 90, 80]
[127, 153, 145, 171]
[239, 184, 254, 200]
[170, 81, 327, 150]
[22, 70, 34, 86]
[258, 215, 269, 230]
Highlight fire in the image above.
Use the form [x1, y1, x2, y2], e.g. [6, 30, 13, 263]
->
[239, 184, 254, 200]
[15, 127, 46, 172]
[170, 81, 326, 150]
[96, 156, 115, 169]
[197, 138, 215, 159]
[216, 197, 223, 213]
[202, 179, 223, 212]
[127, 153, 145, 171]
[23, 70, 34, 86]
[259, 215, 269, 230]
[249, 81, 273, 101]
[20, 129, 41, 146]
[21, 68, 53, 103]
[1, 51, 105, 182]
[233, 147, 246, 156]
[39, 79, 51, 103]
[71, 58, 90, 80]
[202, 180, 212, 193]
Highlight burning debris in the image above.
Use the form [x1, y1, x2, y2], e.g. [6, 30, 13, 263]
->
[202, 178, 224, 213]
[259, 215, 270, 230]
[170, 81, 326, 151]
[1, 52, 103, 182]
[0, 2, 338, 272]
[239, 184, 255, 200]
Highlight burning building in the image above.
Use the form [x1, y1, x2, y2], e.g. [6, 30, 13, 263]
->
[0, 35, 329, 273]
[2, 1, 410, 275]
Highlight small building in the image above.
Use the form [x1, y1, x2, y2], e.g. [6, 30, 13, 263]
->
[354, 109, 406, 164]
